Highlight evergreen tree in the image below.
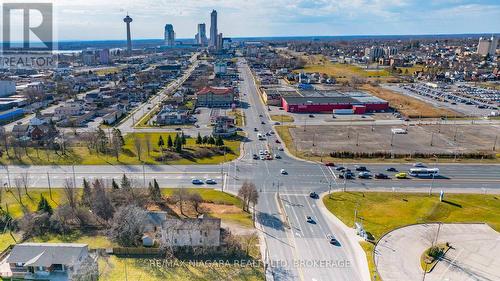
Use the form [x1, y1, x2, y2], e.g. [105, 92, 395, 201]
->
[181, 133, 187, 145]
[216, 135, 224, 146]
[196, 133, 202, 144]
[81, 178, 92, 207]
[96, 128, 108, 153]
[175, 136, 182, 153]
[37, 195, 53, 215]
[202, 136, 209, 145]
[167, 135, 173, 148]
[208, 136, 216, 146]
[112, 179, 120, 190]
[121, 174, 132, 190]
[158, 136, 165, 150]
[149, 179, 162, 202]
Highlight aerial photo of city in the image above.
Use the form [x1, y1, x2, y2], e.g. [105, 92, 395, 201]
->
[0, 0, 499, 280]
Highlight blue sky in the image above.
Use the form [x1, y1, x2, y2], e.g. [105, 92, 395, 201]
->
[47, 0, 500, 40]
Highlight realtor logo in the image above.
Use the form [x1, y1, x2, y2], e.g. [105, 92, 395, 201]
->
[1, 2, 56, 69]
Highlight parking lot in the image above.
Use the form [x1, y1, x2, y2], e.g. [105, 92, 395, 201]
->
[290, 124, 500, 155]
[385, 83, 499, 117]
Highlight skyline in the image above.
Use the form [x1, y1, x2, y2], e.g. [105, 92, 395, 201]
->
[11, 0, 499, 41]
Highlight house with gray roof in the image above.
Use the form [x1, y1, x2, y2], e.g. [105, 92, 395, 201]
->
[0, 243, 97, 281]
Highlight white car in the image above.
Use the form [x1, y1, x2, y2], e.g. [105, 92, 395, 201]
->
[280, 169, 287, 175]
[259, 150, 264, 155]
[205, 179, 217, 185]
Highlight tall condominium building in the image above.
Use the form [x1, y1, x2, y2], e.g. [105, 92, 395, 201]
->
[196, 23, 208, 46]
[477, 36, 498, 57]
[210, 10, 218, 47]
[365, 46, 385, 61]
[384, 46, 398, 57]
[217, 33, 223, 51]
[164, 24, 175, 47]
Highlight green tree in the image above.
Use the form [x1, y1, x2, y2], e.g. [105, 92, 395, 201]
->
[215, 135, 224, 147]
[121, 174, 132, 190]
[158, 136, 165, 150]
[167, 135, 173, 148]
[149, 179, 162, 202]
[37, 195, 53, 215]
[112, 179, 120, 190]
[202, 136, 209, 145]
[208, 136, 216, 146]
[175, 136, 182, 153]
[181, 133, 187, 145]
[96, 128, 108, 153]
[111, 128, 124, 160]
[196, 133, 202, 144]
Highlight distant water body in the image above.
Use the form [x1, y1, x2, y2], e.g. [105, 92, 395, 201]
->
[11, 33, 499, 51]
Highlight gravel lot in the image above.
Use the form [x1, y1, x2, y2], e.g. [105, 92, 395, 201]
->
[290, 124, 500, 155]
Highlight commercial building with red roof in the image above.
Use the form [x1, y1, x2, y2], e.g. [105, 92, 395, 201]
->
[196, 86, 235, 107]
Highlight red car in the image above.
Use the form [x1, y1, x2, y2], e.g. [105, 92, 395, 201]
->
[325, 162, 335, 167]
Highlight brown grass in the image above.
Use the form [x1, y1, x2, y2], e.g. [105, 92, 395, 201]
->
[361, 84, 461, 118]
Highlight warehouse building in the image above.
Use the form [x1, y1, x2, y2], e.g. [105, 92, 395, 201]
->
[281, 90, 389, 113]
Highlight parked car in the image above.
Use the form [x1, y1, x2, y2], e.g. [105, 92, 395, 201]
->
[280, 169, 287, 175]
[336, 166, 345, 171]
[413, 162, 426, 167]
[205, 179, 217, 185]
[275, 139, 281, 144]
[309, 114, 314, 118]
[261, 121, 265, 125]
[274, 122, 281, 125]
[278, 147, 284, 151]
[254, 128, 258, 132]
[375, 173, 389, 179]
[325, 162, 335, 167]
[386, 167, 398, 172]
[355, 166, 368, 171]
[191, 179, 204, 185]
[253, 154, 259, 160]
[274, 154, 281, 159]
[395, 172, 408, 179]
[358, 172, 372, 179]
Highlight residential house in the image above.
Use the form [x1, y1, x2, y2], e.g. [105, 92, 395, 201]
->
[155, 105, 193, 125]
[143, 212, 221, 247]
[1, 243, 98, 281]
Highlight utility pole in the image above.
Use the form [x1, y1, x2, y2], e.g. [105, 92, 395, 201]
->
[430, 132, 434, 147]
[47, 172, 53, 201]
[6, 166, 11, 189]
[390, 133, 395, 147]
[72, 165, 76, 188]
[493, 135, 498, 151]
[142, 164, 146, 187]
[356, 132, 359, 146]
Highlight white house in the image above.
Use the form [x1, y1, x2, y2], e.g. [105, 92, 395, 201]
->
[1, 243, 98, 281]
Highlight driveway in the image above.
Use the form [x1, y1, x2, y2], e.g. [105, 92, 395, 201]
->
[375, 223, 500, 281]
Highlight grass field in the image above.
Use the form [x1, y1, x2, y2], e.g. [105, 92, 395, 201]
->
[0, 132, 241, 166]
[362, 84, 460, 118]
[297, 62, 394, 82]
[270, 115, 294, 123]
[323, 192, 500, 280]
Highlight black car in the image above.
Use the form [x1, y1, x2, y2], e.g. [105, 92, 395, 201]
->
[309, 114, 314, 118]
[336, 166, 345, 171]
[261, 121, 265, 125]
[309, 192, 318, 199]
[254, 128, 258, 132]
[375, 173, 389, 179]
[339, 172, 354, 179]
[252, 154, 259, 160]
[355, 166, 367, 171]
[386, 167, 398, 172]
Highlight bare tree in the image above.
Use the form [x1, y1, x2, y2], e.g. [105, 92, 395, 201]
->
[134, 137, 143, 161]
[20, 172, 31, 198]
[171, 188, 189, 216]
[242, 232, 259, 255]
[63, 178, 78, 212]
[189, 192, 203, 215]
[12, 178, 25, 209]
[238, 181, 258, 212]
[109, 205, 148, 247]
[91, 179, 114, 222]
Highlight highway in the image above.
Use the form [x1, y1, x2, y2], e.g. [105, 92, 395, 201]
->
[1, 58, 500, 281]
